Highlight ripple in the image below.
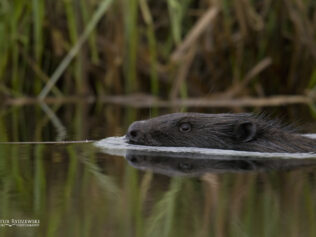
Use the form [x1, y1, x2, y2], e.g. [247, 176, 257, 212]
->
[94, 135, 316, 159]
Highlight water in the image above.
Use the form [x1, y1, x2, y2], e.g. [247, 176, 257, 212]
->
[0, 104, 316, 237]
[95, 136, 316, 176]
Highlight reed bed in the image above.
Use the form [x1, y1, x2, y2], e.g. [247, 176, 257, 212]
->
[0, 0, 316, 100]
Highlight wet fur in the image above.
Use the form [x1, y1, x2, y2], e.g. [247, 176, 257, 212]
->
[126, 113, 316, 153]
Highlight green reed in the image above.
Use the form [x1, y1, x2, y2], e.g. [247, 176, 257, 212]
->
[1, 0, 315, 99]
[124, 0, 139, 93]
[140, 0, 159, 95]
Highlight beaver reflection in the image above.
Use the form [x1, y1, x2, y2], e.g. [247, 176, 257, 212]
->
[125, 151, 316, 176]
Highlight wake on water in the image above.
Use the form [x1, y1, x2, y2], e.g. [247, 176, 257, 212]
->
[95, 134, 316, 160]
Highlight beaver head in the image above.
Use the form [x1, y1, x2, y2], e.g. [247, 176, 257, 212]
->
[126, 113, 316, 153]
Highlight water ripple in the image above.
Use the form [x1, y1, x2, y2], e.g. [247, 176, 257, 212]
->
[95, 135, 316, 159]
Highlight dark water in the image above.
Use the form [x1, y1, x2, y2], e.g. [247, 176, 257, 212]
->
[0, 104, 316, 237]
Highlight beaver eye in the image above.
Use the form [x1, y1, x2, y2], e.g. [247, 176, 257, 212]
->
[179, 122, 191, 132]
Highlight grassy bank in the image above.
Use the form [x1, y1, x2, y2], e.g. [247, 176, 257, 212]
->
[0, 0, 316, 99]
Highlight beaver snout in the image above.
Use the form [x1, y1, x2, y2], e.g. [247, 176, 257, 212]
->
[126, 121, 146, 144]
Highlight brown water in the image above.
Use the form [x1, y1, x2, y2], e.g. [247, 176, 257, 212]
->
[0, 103, 316, 237]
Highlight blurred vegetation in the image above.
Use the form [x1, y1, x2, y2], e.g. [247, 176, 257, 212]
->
[1, 0, 316, 235]
[0, 0, 316, 99]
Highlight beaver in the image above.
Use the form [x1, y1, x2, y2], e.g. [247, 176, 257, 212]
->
[126, 113, 316, 153]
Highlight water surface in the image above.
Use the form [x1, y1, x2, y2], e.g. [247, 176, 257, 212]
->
[0, 104, 316, 237]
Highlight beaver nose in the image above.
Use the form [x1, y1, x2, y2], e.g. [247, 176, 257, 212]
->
[126, 121, 144, 143]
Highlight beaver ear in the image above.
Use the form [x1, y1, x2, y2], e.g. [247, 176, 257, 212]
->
[233, 122, 256, 142]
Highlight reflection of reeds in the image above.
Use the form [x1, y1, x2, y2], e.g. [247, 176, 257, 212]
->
[1, 141, 316, 236]
[0, 104, 315, 237]
[0, 0, 315, 98]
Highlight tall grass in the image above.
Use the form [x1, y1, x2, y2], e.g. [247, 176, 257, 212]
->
[0, 0, 315, 99]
